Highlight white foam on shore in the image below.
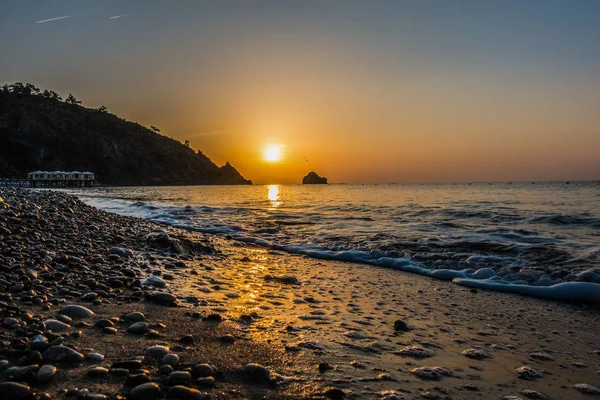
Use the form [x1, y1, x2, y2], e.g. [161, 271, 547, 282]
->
[79, 196, 600, 304]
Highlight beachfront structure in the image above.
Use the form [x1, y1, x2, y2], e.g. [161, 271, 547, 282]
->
[27, 171, 96, 188]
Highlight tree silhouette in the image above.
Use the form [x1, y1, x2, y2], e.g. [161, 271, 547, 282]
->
[97, 105, 108, 113]
[150, 126, 160, 134]
[65, 93, 82, 105]
[25, 83, 40, 96]
[184, 140, 190, 147]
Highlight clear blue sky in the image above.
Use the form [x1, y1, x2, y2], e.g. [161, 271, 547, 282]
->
[1, 1, 599, 183]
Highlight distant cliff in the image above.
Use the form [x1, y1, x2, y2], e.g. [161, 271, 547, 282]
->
[0, 83, 251, 185]
[302, 171, 327, 184]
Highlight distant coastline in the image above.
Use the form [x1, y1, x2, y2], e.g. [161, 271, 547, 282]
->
[0, 83, 251, 186]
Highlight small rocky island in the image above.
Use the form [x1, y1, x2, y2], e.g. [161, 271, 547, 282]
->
[302, 171, 327, 184]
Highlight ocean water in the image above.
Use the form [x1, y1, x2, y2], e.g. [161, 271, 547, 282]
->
[67, 182, 600, 302]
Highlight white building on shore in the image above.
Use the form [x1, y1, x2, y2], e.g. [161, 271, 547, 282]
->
[27, 171, 95, 187]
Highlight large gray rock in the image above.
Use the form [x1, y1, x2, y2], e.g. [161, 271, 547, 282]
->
[59, 305, 94, 319]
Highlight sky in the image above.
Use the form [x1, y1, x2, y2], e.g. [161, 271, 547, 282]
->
[1, 0, 599, 184]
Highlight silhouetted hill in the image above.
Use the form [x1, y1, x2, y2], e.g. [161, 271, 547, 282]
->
[0, 83, 251, 185]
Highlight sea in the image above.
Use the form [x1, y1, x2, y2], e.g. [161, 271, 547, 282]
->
[66, 182, 600, 302]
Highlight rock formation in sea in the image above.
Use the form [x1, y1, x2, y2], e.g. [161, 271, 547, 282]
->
[0, 83, 251, 185]
[302, 171, 327, 184]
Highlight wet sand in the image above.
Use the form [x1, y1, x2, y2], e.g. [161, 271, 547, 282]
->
[1, 189, 599, 399]
[181, 241, 600, 399]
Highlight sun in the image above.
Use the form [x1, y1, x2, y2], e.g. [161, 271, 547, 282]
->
[263, 144, 283, 162]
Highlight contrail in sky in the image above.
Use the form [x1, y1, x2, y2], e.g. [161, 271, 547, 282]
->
[109, 15, 125, 19]
[36, 15, 73, 24]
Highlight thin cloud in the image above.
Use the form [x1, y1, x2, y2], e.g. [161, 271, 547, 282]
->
[36, 15, 73, 24]
[109, 15, 125, 19]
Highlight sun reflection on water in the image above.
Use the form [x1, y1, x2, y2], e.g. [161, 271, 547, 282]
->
[267, 185, 281, 208]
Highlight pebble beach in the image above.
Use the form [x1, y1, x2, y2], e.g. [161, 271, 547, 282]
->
[1, 189, 599, 400]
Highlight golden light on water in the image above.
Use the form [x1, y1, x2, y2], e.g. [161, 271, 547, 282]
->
[263, 144, 283, 162]
[267, 184, 281, 208]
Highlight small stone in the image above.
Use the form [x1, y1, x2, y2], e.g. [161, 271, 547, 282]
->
[380, 391, 410, 400]
[143, 276, 166, 288]
[318, 362, 333, 373]
[87, 367, 109, 377]
[111, 360, 142, 370]
[516, 366, 542, 380]
[219, 334, 235, 344]
[192, 364, 217, 378]
[130, 382, 161, 400]
[151, 292, 177, 306]
[126, 373, 151, 387]
[196, 376, 215, 387]
[59, 305, 94, 319]
[393, 320, 411, 332]
[0, 382, 32, 398]
[462, 348, 489, 360]
[103, 327, 118, 334]
[160, 365, 174, 375]
[203, 313, 222, 322]
[127, 322, 149, 334]
[124, 312, 145, 322]
[396, 345, 432, 358]
[167, 386, 207, 400]
[574, 383, 600, 395]
[3, 317, 20, 327]
[42, 346, 84, 363]
[180, 335, 194, 344]
[463, 383, 480, 391]
[13, 365, 39, 380]
[43, 319, 70, 333]
[529, 352, 555, 361]
[94, 319, 114, 328]
[520, 389, 550, 399]
[110, 247, 134, 258]
[410, 366, 452, 380]
[82, 292, 98, 301]
[169, 370, 192, 384]
[37, 365, 57, 383]
[86, 353, 104, 362]
[146, 345, 170, 358]
[162, 353, 180, 366]
[86, 394, 107, 400]
[244, 363, 271, 383]
[324, 387, 346, 399]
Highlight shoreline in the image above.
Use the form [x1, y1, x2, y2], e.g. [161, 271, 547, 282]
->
[0, 189, 319, 399]
[1, 188, 599, 399]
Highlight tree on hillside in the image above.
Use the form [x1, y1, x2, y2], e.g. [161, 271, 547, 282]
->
[150, 126, 160, 134]
[49, 90, 62, 101]
[184, 140, 190, 148]
[97, 105, 108, 113]
[65, 93, 82, 105]
[25, 83, 40, 96]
